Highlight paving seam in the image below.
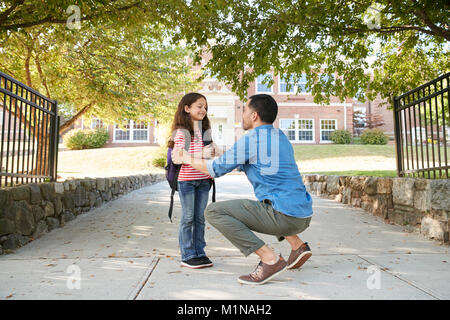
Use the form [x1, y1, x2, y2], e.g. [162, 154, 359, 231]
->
[357, 255, 443, 300]
[129, 257, 160, 300]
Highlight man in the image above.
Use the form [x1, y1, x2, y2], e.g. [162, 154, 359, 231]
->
[172, 94, 313, 285]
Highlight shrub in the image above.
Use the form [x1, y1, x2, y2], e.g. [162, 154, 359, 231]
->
[63, 128, 109, 150]
[85, 128, 109, 148]
[330, 130, 352, 144]
[151, 147, 168, 168]
[360, 129, 388, 145]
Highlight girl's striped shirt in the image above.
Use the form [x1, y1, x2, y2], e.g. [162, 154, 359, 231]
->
[174, 129, 212, 181]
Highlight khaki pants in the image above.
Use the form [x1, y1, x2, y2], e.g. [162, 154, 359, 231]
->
[204, 199, 312, 257]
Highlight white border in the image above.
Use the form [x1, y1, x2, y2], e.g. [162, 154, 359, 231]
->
[319, 119, 337, 143]
[113, 120, 150, 143]
[279, 118, 315, 143]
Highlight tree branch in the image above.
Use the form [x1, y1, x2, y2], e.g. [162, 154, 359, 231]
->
[0, 0, 25, 24]
[0, 1, 144, 31]
[410, 0, 450, 41]
[59, 103, 93, 134]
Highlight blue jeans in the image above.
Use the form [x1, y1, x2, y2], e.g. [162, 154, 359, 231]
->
[178, 179, 211, 261]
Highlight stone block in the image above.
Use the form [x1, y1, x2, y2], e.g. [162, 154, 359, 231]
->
[14, 201, 35, 236]
[372, 195, 389, 219]
[326, 176, 340, 194]
[96, 178, 106, 192]
[430, 180, 450, 211]
[11, 185, 30, 202]
[63, 191, 75, 211]
[32, 205, 45, 222]
[377, 178, 393, 194]
[0, 218, 15, 236]
[421, 216, 445, 241]
[43, 202, 55, 217]
[414, 189, 431, 212]
[353, 177, 368, 191]
[46, 217, 60, 231]
[32, 220, 48, 239]
[60, 211, 75, 227]
[54, 182, 64, 194]
[74, 186, 88, 207]
[28, 184, 42, 204]
[1, 234, 19, 250]
[392, 178, 415, 206]
[40, 183, 55, 200]
[363, 177, 378, 195]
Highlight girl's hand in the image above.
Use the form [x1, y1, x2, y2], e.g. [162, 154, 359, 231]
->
[202, 145, 215, 159]
[172, 147, 189, 164]
[213, 143, 225, 157]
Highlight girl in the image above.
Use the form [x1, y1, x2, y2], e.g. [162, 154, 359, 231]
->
[168, 92, 215, 269]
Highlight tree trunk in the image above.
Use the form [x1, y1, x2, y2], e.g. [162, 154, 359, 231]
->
[59, 103, 93, 135]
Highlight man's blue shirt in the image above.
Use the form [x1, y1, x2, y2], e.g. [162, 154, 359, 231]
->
[206, 124, 313, 218]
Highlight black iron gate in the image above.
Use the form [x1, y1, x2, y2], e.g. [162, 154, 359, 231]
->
[393, 72, 449, 178]
[0, 71, 59, 187]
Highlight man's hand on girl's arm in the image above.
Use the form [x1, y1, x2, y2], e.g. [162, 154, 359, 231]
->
[172, 147, 211, 175]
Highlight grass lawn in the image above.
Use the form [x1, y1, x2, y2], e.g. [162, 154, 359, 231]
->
[55, 144, 400, 180]
[304, 170, 397, 177]
[292, 144, 396, 161]
[57, 146, 165, 180]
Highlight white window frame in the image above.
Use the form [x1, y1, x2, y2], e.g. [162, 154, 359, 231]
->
[320, 119, 337, 143]
[256, 73, 274, 94]
[153, 119, 159, 143]
[90, 117, 104, 129]
[113, 120, 150, 143]
[279, 118, 315, 143]
[278, 73, 310, 95]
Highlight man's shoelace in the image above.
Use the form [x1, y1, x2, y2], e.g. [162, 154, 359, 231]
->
[250, 261, 265, 280]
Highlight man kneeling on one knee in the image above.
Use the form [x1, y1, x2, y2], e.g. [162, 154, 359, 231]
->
[172, 94, 313, 285]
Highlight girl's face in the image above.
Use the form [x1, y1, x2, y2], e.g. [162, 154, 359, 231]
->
[185, 97, 207, 122]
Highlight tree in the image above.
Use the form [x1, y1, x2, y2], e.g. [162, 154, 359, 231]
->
[0, 10, 199, 175]
[166, 0, 449, 105]
[0, 0, 174, 34]
[0, 23, 199, 133]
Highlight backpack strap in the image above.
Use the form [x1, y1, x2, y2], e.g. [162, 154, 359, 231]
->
[168, 165, 181, 223]
[167, 129, 191, 223]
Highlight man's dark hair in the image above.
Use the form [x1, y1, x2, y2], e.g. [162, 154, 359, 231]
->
[248, 94, 278, 124]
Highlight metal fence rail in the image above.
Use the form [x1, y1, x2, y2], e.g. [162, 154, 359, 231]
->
[393, 72, 449, 178]
[0, 71, 59, 187]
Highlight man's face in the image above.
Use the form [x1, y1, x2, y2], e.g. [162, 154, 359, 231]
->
[242, 100, 256, 130]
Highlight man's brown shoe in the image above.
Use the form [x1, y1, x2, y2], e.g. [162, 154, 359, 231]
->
[238, 255, 287, 285]
[287, 242, 312, 269]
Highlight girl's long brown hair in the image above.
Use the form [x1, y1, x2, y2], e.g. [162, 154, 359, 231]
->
[167, 92, 212, 149]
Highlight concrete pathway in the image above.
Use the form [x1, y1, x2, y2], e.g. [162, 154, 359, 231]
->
[1, 175, 449, 300]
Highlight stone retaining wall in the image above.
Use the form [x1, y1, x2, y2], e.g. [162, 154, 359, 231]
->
[303, 175, 450, 244]
[0, 174, 165, 255]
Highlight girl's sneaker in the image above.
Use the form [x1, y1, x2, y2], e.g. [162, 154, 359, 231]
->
[198, 256, 213, 267]
[181, 257, 212, 269]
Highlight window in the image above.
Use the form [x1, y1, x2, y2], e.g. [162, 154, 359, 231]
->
[256, 73, 273, 93]
[279, 74, 295, 93]
[280, 119, 296, 141]
[90, 118, 104, 129]
[298, 119, 314, 141]
[132, 121, 149, 141]
[114, 120, 131, 141]
[114, 120, 149, 142]
[279, 73, 310, 94]
[279, 119, 314, 142]
[320, 119, 337, 142]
